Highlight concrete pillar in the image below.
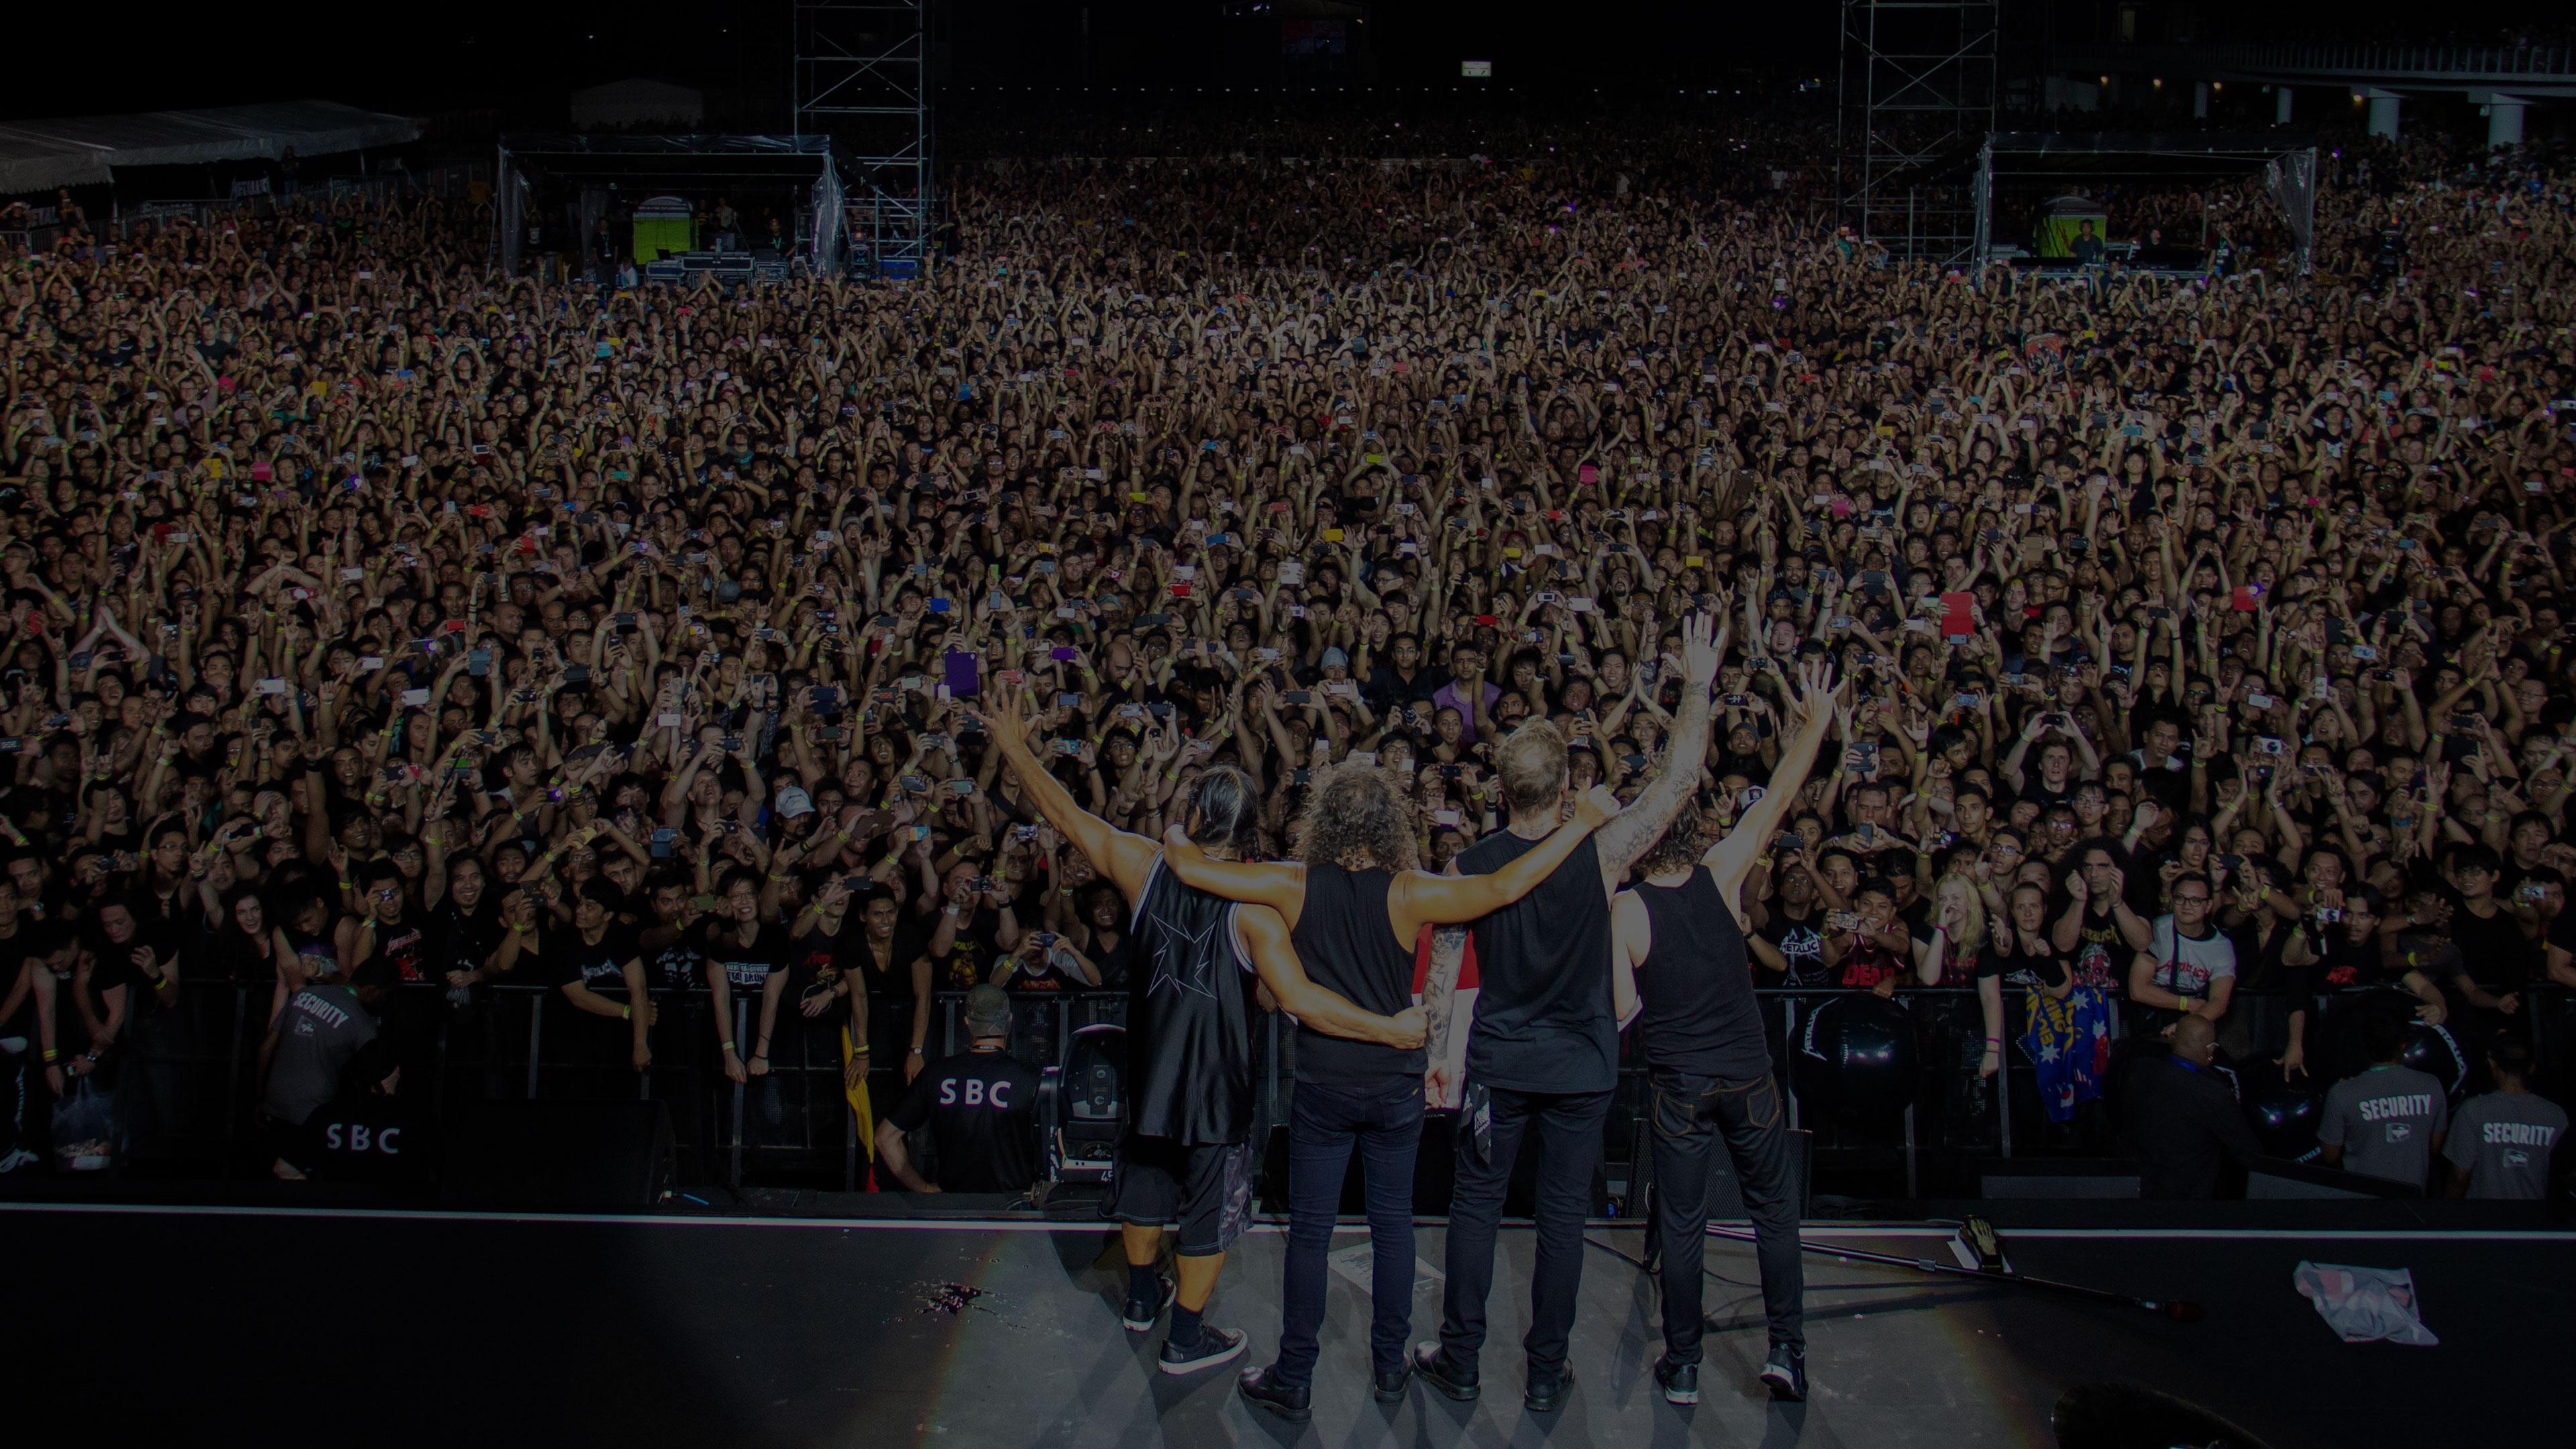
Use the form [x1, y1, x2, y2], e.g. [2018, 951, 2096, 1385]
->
[2367, 92, 2401, 141]
[2485, 96, 2527, 148]
[2274, 86, 2293, 125]
[2194, 81, 2210, 119]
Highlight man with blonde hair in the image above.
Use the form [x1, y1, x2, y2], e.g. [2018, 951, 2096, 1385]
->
[1412, 612, 1726, 1413]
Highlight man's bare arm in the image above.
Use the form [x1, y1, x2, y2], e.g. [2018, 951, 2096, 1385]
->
[1421, 924, 1469, 1108]
[1238, 903, 1422, 1046]
[1594, 612, 1721, 889]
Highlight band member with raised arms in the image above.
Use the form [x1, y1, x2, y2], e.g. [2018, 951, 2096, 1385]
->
[1611, 659, 1838, 1405]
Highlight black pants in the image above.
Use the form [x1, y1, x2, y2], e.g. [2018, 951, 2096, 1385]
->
[1438, 1085, 1609, 1379]
[1649, 1069, 1803, 1360]
[1276, 1077, 1424, 1388]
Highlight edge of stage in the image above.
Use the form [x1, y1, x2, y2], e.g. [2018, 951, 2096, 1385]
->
[1, 1193, 2567, 1448]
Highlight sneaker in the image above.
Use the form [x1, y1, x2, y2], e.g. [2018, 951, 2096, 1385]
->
[1409, 1342, 1479, 1401]
[1372, 1365, 1410, 1403]
[1522, 1363, 1576, 1413]
[1120, 1273, 1176, 1332]
[1236, 1364, 1311, 1423]
[1760, 1342, 1807, 1402]
[0, 1148, 36, 1174]
[1159, 1323, 1247, 1375]
[1652, 1354, 1700, 1406]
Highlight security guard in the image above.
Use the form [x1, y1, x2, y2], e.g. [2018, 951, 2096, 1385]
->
[877, 985, 1040, 1193]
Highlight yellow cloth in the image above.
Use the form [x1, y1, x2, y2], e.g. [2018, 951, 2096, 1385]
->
[841, 1024, 876, 1174]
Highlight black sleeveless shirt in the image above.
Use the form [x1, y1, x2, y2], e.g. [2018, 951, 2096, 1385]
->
[1633, 867, 1773, 1079]
[1126, 858, 1259, 1146]
[1289, 864, 1422, 1093]
[1456, 828, 1616, 1094]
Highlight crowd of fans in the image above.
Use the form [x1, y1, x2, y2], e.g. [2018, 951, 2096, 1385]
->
[0, 113, 2568, 1199]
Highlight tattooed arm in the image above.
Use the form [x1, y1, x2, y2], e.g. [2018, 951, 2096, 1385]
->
[1421, 924, 1470, 1109]
[1593, 612, 1722, 895]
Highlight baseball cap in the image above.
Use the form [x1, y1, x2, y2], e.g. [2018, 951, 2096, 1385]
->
[774, 784, 815, 818]
[963, 983, 1011, 1034]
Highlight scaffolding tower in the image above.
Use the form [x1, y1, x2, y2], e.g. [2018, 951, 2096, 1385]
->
[794, 0, 936, 277]
[1836, 0, 2000, 268]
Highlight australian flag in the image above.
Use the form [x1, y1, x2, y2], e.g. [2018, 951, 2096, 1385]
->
[2021, 984, 2112, 1123]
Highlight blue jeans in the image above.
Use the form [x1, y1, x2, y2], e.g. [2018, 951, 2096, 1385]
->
[1274, 1076, 1424, 1388]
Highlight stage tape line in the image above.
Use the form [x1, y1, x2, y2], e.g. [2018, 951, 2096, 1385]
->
[1, 1201, 2570, 1242]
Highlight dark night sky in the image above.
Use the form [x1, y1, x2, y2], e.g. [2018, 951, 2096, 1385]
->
[3, 2, 1842, 122]
[5, 1, 2559, 124]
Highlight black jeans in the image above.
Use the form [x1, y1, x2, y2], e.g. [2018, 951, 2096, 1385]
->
[1439, 1085, 1610, 1379]
[1275, 1076, 1424, 1388]
[1650, 1069, 1803, 1360]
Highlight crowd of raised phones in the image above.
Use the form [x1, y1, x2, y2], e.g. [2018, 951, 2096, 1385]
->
[0, 113, 2571, 1193]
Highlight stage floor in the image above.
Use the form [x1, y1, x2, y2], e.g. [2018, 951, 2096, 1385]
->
[1, 1205, 2562, 1447]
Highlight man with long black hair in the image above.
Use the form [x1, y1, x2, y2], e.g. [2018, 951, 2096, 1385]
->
[975, 690, 1425, 1377]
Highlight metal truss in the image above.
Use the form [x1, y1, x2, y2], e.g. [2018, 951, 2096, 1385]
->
[794, 0, 936, 276]
[1837, 0, 2000, 269]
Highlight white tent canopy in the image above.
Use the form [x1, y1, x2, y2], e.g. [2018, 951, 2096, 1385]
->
[0, 101, 419, 195]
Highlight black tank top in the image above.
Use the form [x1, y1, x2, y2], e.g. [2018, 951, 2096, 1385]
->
[1633, 867, 1772, 1079]
[1456, 828, 1616, 1094]
[1289, 864, 1422, 1093]
[1126, 859, 1259, 1146]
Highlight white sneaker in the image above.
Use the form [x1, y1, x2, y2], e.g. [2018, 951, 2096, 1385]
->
[0, 1148, 40, 1174]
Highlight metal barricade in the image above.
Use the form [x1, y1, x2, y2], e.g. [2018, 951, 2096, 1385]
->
[22, 980, 2569, 1195]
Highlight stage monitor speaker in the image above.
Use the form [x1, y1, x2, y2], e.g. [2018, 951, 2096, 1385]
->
[440, 1099, 674, 1211]
[1049, 1024, 1124, 1184]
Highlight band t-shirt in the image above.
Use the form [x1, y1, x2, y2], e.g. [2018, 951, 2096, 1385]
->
[2069, 901, 2127, 992]
[545, 925, 639, 993]
[1752, 903, 1831, 987]
[1978, 931, 2073, 994]
[1836, 930, 1907, 990]
[368, 910, 429, 984]
[2443, 1091, 2567, 1200]
[698, 919, 792, 994]
[647, 921, 706, 994]
[2135, 916, 2237, 1033]
[885, 1047, 1042, 1192]
[2320, 1063, 2447, 1189]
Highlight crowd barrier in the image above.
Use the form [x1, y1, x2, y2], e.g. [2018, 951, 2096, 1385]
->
[45, 977, 2576, 1199]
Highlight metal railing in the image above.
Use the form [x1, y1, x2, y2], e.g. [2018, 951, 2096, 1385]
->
[30, 979, 2576, 1199]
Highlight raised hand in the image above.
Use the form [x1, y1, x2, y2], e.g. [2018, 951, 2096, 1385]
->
[1573, 783, 1622, 828]
[1788, 659, 1839, 732]
[1679, 610, 1721, 688]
